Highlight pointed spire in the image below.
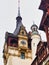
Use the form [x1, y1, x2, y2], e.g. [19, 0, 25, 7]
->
[31, 21, 38, 35]
[18, 0, 20, 16]
[16, 0, 22, 20]
[14, 0, 22, 35]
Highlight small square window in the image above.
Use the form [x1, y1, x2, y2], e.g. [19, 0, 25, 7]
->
[21, 52, 25, 59]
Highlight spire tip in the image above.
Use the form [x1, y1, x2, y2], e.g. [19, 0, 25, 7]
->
[18, 0, 20, 16]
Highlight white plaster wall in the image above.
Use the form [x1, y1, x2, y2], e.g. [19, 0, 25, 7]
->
[7, 56, 32, 65]
[6, 35, 41, 65]
[8, 48, 18, 55]
[31, 35, 41, 60]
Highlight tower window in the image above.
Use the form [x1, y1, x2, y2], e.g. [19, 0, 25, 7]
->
[21, 52, 25, 59]
[22, 31, 24, 35]
[10, 39, 18, 47]
[33, 43, 35, 46]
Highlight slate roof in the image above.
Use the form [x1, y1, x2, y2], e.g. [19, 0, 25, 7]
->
[39, 0, 49, 11]
[14, 16, 22, 35]
[39, 0, 49, 31]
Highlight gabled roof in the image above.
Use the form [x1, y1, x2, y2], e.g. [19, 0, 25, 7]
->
[18, 25, 28, 36]
[39, 0, 49, 11]
[39, 12, 49, 31]
[5, 32, 18, 42]
[39, 0, 49, 31]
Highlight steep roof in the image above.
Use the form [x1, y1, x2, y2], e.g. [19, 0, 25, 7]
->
[39, 0, 49, 11]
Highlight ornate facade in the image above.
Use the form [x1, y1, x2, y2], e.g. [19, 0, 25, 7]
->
[3, 0, 41, 65]
[3, 17, 41, 65]
[3, 0, 49, 65]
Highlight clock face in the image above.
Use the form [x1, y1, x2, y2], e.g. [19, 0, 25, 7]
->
[21, 40, 26, 45]
[19, 39, 27, 48]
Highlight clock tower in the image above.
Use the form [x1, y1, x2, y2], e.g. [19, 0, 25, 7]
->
[3, 0, 32, 65]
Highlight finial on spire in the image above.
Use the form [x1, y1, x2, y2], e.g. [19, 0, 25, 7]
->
[33, 21, 35, 25]
[18, 0, 20, 16]
[31, 21, 38, 31]
[16, 0, 22, 21]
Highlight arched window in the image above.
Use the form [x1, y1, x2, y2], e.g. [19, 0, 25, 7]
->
[10, 39, 17, 44]
[10, 39, 18, 47]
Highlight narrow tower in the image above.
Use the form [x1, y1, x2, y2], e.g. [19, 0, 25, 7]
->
[31, 23, 41, 60]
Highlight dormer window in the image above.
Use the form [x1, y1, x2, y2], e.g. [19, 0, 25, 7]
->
[20, 30, 25, 35]
[22, 31, 24, 35]
[10, 39, 17, 44]
[9, 39, 18, 47]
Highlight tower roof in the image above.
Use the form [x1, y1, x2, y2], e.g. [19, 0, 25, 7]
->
[39, 0, 49, 11]
[31, 24, 38, 30]
[13, 0, 23, 35]
[39, 0, 49, 31]
[31, 23, 38, 31]
[31, 23, 39, 35]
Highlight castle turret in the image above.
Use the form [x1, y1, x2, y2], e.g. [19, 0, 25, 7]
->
[3, 0, 32, 65]
[31, 23, 41, 60]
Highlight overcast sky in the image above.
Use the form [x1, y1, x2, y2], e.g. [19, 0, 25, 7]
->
[0, 0, 47, 65]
